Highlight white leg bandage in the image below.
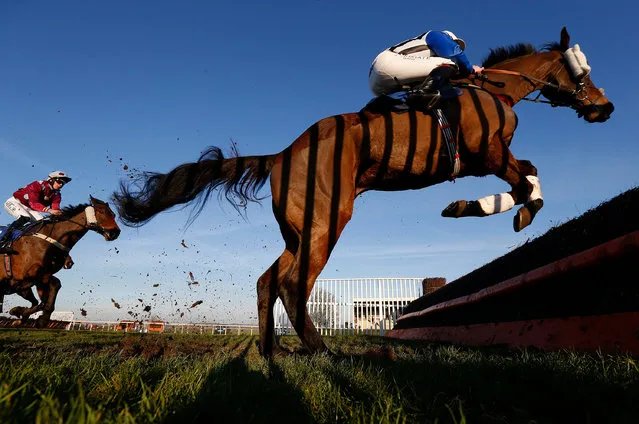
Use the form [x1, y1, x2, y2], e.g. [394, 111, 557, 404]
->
[526, 175, 543, 202]
[477, 193, 515, 215]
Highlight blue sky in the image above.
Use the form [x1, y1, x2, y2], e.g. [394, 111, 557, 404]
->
[1, 0, 637, 323]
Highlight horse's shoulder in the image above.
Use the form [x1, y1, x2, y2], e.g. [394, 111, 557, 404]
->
[459, 86, 516, 111]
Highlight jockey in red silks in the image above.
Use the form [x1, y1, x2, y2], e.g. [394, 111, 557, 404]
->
[369, 30, 484, 103]
[0, 171, 72, 255]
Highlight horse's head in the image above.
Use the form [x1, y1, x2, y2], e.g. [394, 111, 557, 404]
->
[540, 27, 614, 123]
[88, 196, 121, 241]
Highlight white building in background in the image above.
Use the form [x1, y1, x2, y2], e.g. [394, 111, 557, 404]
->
[274, 277, 424, 336]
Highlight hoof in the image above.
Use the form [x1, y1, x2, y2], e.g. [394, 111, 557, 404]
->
[35, 316, 49, 329]
[513, 199, 544, 232]
[64, 257, 74, 269]
[441, 200, 467, 218]
[9, 307, 25, 318]
[514, 208, 531, 232]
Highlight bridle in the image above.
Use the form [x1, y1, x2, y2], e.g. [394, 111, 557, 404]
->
[31, 206, 107, 251]
[476, 65, 605, 110]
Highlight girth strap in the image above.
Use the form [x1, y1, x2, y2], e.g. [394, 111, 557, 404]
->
[31, 233, 70, 252]
[433, 108, 460, 180]
[3, 254, 12, 282]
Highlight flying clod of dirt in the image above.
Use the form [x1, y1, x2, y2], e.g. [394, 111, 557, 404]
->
[81, 309, 87, 317]
[190, 300, 203, 309]
[181, 239, 188, 248]
[143, 305, 151, 313]
[188, 271, 199, 286]
[111, 299, 121, 309]
[153, 283, 159, 287]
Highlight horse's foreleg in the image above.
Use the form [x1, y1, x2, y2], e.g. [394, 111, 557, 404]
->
[442, 141, 543, 231]
[63, 256, 74, 269]
[512, 165, 544, 232]
[257, 249, 294, 357]
[35, 276, 61, 328]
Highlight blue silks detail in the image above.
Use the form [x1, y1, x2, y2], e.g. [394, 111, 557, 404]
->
[0, 227, 23, 241]
[425, 31, 473, 74]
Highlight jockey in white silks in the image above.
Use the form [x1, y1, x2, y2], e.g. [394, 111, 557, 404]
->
[369, 30, 484, 97]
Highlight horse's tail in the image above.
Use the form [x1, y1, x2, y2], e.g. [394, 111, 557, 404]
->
[113, 147, 275, 227]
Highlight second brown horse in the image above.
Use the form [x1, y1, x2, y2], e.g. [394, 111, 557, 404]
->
[0, 196, 120, 327]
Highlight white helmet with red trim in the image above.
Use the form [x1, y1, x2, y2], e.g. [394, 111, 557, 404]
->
[48, 170, 72, 183]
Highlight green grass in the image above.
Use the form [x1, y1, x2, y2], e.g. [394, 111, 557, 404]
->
[0, 330, 638, 423]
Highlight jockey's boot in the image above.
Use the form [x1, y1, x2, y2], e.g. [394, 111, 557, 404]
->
[0, 216, 30, 255]
[407, 65, 462, 110]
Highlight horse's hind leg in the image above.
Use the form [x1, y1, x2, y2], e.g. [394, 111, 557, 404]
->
[278, 203, 355, 355]
[442, 140, 543, 231]
[256, 248, 294, 357]
[277, 242, 330, 355]
[10, 287, 43, 323]
[270, 199, 354, 355]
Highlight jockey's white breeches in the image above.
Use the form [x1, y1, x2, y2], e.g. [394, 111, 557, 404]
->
[4, 197, 44, 221]
[369, 49, 456, 96]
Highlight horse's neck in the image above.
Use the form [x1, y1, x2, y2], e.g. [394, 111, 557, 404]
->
[42, 212, 89, 249]
[487, 51, 562, 104]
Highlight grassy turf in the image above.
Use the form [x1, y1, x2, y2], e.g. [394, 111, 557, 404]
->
[0, 329, 637, 423]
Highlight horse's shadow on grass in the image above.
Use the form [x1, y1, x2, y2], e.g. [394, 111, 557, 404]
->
[166, 341, 313, 424]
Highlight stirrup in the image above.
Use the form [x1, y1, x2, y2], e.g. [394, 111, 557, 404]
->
[426, 91, 441, 108]
[0, 246, 18, 255]
[406, 90, 441, 110]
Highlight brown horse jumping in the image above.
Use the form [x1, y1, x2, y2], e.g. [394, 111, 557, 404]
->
[113, 28, 613, 356]
[0, 196, 120, 327]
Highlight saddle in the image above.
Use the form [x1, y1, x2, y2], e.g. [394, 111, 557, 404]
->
[0, 221, 39, 246]
[362, 79, 463, 114]
[361, 92, 461, 181]
[0, 220, 44, 257]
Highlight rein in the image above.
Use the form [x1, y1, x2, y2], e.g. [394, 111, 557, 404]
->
[478, 68, 602, 108]
[30, 206, 100, 252]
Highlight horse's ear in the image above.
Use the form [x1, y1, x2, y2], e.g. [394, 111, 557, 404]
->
[560, 27, 570, 50]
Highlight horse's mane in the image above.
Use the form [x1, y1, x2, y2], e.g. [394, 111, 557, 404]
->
[481, 40, 566, 68]
[481, 43, 537, 68]
[542, 42, 563, 52]
[57, 203, 89, 219]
